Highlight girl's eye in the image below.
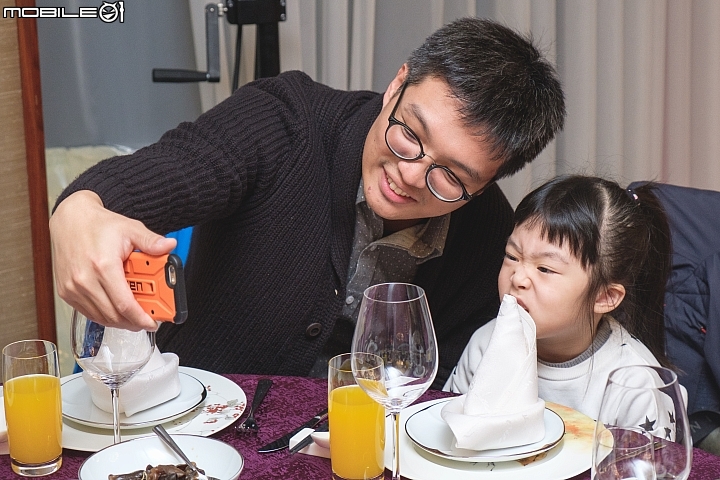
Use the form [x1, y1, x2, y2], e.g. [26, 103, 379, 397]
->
[538, 266, 556, 274]
[504, 252, 518, 262]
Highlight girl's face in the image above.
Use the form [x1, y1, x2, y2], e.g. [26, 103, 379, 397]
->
[498, 223, 596, 363]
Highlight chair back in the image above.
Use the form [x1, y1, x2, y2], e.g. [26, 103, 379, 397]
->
[629, 181, 720, 444]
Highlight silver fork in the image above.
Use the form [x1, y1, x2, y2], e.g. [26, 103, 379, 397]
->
[152, 424, 219, 480]
[235, 378, 273, 433]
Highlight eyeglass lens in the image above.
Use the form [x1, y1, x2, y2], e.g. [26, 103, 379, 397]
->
[427, 167, 465, 202]
[386, 123, 466, 202]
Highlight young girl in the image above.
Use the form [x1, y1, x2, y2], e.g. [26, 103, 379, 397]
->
[445, 175, 678, 422]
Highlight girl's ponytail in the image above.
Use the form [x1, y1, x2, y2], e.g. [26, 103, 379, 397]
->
[623, 183, 672, 367]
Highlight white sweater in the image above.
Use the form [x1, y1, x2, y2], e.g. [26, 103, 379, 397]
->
[444, 316, 686, 438]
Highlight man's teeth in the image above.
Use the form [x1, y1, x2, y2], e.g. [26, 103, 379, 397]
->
[388, 177, 410, 197]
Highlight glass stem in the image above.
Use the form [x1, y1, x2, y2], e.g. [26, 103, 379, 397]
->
[111, 387, 121, 444]
[391, 410, 401, 480]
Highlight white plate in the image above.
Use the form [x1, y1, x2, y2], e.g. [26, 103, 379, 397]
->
[386, 399, 595, 480]
[62, 372, 207, 429]
[78, 434, 243, 480]
[0, 393, 7, 456]
[311, 430, 330, 450]
[405, 400, 564, 462]
[62, 367, 247, 452]
[0, 395, 6, 443]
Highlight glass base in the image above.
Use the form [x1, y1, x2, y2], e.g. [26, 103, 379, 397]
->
[332, 470, 384, 480]
[11, 456, 62, 477]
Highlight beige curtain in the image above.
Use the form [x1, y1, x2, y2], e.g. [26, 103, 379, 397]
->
[483, 0, 720, 206]
[189, 0, 720, 207]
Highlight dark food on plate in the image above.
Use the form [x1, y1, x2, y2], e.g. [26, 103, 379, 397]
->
[108, 464, 206, 480]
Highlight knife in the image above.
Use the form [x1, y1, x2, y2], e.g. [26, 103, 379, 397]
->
[257, 408, 328, 453]
[289, 421, 329, 455]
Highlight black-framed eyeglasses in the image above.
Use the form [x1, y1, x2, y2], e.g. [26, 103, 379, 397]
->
[384, 82, 491, 203]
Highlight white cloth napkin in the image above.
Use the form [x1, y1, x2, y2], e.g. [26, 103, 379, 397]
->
[441, 294, 546, 450]
[83, 348, 181, 417]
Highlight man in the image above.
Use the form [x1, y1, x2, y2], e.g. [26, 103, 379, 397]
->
[50, 18, 565, 387]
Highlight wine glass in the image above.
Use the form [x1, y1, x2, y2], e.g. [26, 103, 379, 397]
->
[592, 365, 692, 480]
[70, 309, 155, 444]
[593, 425, 656, 480]
[351, 283, 438, 480]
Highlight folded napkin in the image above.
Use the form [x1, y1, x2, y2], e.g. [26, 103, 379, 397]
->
[441, 294, 545, 450]
[83, 347, 181, 417]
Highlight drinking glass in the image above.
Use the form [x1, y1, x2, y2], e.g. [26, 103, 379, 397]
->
[70, 309, 155, 444]
[328, 353, 385, 480]
[593, 425, 656, 479]
[2, 340, 62, 476]
[592, 365, 692, 480]
[351, 283, 438, 480]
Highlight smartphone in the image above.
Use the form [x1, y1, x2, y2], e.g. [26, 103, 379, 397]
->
[123, 251, 188, 324]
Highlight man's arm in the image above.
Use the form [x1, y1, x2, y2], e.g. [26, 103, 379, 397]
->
[50, 190, 176, 331]
[50, 72, 346, 334]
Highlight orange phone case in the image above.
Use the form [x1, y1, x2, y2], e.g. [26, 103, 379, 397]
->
[123, 251, 188, 323]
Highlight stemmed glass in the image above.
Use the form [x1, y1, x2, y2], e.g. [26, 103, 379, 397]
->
[592, 365, 692, 480]
[70, 309, 155, 444]
[593, 425, 656, 480]
[351, 283, 438, 480]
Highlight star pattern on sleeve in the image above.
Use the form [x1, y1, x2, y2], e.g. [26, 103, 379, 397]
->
[669, 411, 675, 424]
[639, 416, 656, 433]
[665, 426, 672, 440]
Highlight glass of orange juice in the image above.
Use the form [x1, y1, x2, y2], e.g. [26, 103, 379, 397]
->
[2, 340, 62, 476]
[328, 353, 385, 480]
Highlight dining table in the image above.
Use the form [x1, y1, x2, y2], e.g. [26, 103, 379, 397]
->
[2, 373, 720, 479]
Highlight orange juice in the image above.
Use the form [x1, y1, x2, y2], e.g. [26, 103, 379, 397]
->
[3, 374, 62, 464]
[329, 384, 385, 479]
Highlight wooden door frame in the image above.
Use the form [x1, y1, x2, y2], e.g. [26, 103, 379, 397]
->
[15, 0, 56, 343]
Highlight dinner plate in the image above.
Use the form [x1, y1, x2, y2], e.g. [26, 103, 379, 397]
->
[405, 400, 564, 462]
[386, 399, 595, 480]
[0, 394, 7, 456]
[62, 372, 207, 429]
[62, 367, 247, 452]
[78, 434, 243, 480]
[0, 396, 6, 443]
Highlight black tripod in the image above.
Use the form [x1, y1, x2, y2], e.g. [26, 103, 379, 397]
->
[152, 0, 286, 90]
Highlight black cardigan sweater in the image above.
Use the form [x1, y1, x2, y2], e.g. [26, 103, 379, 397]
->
[57, 71, 514, 388]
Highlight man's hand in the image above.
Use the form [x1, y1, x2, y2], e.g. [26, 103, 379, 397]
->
[50, 190, 177, 331]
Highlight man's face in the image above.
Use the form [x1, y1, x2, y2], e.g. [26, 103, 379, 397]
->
[361, 67, 500, 221]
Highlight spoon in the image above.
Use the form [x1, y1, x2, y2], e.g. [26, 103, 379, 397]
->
[152, 424, 220, 480]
